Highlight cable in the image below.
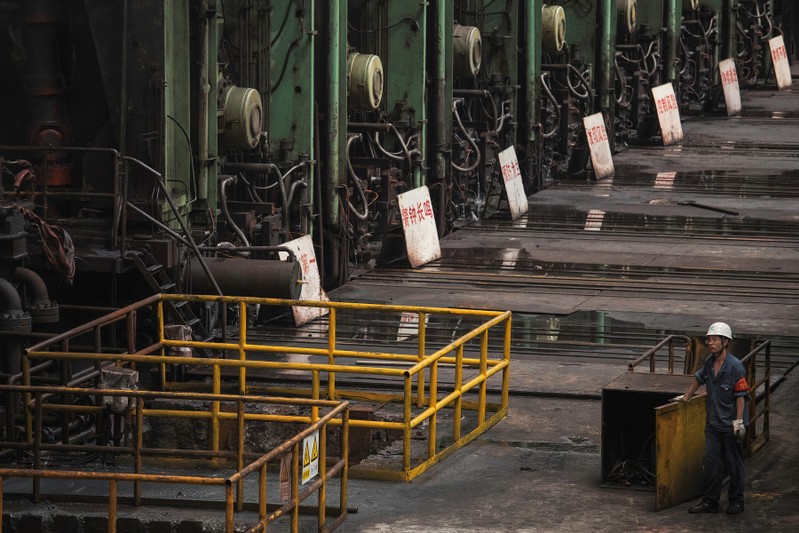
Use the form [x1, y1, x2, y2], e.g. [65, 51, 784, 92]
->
[452, 99, 481, 173]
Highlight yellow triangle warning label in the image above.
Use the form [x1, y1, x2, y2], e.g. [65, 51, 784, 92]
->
[311, 436, 318, 461]
[303, 443, 310, 467]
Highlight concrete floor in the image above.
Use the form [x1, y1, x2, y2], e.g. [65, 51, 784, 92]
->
[342, 374, 798, 532]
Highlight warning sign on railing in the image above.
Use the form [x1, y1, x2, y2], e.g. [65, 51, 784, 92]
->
[769, 36, 791, 90]
[302, 430, 319, 484]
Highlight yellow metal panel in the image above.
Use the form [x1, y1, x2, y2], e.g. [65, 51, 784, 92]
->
[655, 396, 706, 511]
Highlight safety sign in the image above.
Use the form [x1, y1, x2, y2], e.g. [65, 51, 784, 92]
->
[302, 431, 319, 484]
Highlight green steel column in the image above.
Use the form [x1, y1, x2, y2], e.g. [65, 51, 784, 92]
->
[163, 0, 191, 227]
[325, 0, 344, 226]
[665, 0, 681, 82]
[525, 0, 542, 146]
[206, 2, 219, 208]
[599, 0, 615, 112]
[725, 0, 739, 61]
[386, 2, 427, 189]
[429, 0, 451, 233]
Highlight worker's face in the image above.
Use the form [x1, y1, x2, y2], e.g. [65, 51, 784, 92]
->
[706, 335, 725, 355]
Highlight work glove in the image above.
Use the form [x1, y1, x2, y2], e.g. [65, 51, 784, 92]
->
[733, 419, 746, 443]
[670, 394, 688, 403]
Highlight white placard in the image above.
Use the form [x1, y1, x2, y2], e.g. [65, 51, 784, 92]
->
[301, 431, 319, 484]
[652, 83, 683, 146]
[769, 36, 791, 90]
[719, 58, 741, 116]
[278, 235, 329, 326]
[582, 113, 614, 178]
[498, 146, 529, 220]
[398, 186, 441, 268]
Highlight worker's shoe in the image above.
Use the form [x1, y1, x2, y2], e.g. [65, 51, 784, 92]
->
[726, 501, 745, 515]
[688, 498, 719, 513]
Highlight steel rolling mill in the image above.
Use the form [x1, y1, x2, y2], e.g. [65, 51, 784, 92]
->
[0, 1, 798, 531]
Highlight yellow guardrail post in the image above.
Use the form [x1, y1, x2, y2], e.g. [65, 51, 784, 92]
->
[328, 307, 336, 400]
[479, 331, 488, 425]
[403, 376, 412, 477]
[109, 479, 117, 533]
[341, 406, 349, 514]
[427, 359, 438, 460]
[454, 344, 464, 442]
[134, 397, 143, 506]
[318, 423, 327, 529]
[312, 370, 320, 422]
[212, 364, 220, 453]
[236, 399, 245, 511]
[291, 441, 300, 533]
[239, 301, 247, 394]
[258, 463, 267, 530]
[502, 315, 511, 410]
[158, 300, 167, 389]
[225, 483, 235, 533]
[416, 311, 426, 408]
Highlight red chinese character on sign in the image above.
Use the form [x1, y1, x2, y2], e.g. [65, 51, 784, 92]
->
[409, 205, 417, 225]
[299, 252, 310, 273]
[416, 202, 425, 221]
[423, 199, 433, 218]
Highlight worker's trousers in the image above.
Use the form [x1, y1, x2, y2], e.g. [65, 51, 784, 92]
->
[702, 429, 745, 503]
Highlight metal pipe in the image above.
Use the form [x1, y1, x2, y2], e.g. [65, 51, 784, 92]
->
[431, 0, 449, 235]
[0, 278, 25, 318]
[219, 176, 251, 250]
[198, 3, 209, 201]
[599, 0, 615, 113]
[120, 0, 128, 155]
[11, 268, 49, 308]
[325, 0, 342, 226]
[123, 157, 222, 296]
[664, 0, 680, 82]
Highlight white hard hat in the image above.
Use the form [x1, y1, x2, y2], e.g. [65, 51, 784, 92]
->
[706, 322, 733, 340]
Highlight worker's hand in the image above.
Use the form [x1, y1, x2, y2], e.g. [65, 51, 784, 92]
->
[670, 394, 688, 403]
[733, 419, 746, 443]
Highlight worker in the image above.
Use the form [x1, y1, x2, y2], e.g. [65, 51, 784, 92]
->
[675, 322, 749, 515]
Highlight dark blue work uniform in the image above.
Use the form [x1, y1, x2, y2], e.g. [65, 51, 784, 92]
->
[694, 354, 749, 504]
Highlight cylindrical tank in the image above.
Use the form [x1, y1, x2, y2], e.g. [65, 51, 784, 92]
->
[453, 25, 482, 78]
[219, 86, 262, 149]
[542, 5, 566, 53]
[617, 0, 638, 35]
[347, 50, 384, 111]
[189, 257, 302, 300]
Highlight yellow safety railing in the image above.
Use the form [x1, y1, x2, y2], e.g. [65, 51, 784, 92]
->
[0, 384, 349, 533]
[24, 294, 512, 481]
